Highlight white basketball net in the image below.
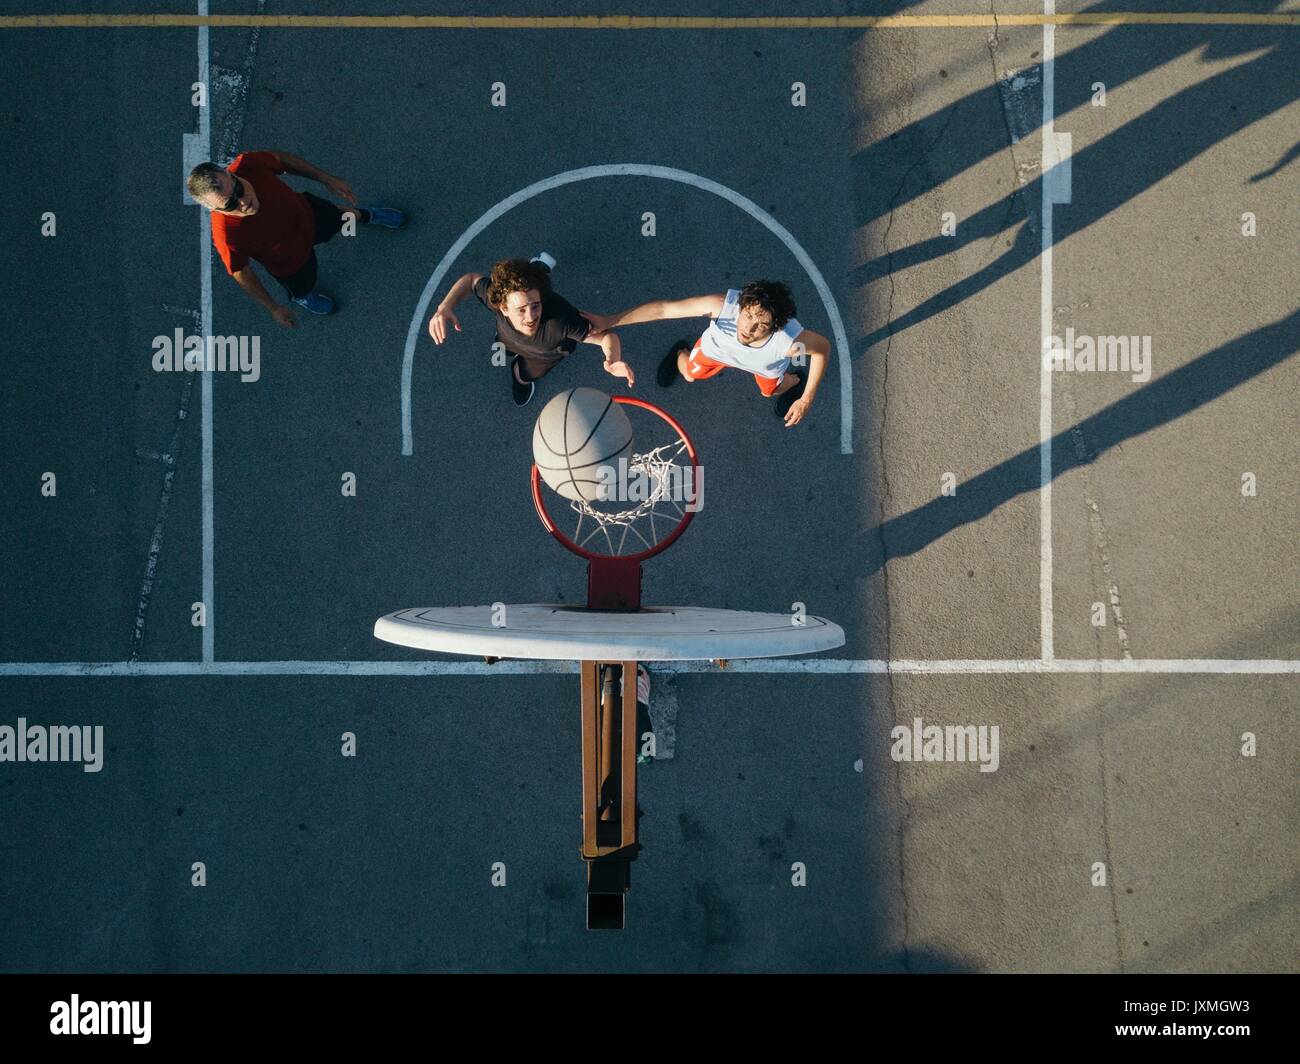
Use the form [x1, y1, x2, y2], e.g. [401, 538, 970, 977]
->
[568, 439, 692, 556]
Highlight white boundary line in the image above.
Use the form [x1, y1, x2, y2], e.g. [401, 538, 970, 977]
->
[401, 163, 854, 456]
[197, 1, 215, 664]
[0, 659, 1295, 677]
[1039, 0, 1056, 663]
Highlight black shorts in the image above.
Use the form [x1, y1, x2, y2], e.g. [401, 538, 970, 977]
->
[505, 345, 565, 382]
[270, 193, 351, 298]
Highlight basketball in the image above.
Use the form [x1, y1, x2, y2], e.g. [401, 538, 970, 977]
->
[532, 387, 634, 502]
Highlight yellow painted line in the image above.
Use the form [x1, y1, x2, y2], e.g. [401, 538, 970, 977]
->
[1, 12, 1298, 29]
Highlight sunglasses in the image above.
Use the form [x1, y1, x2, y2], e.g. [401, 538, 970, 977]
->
[220, 176, 247, 212]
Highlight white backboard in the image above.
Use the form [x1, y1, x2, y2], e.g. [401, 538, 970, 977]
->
[374, 604, 845, 661]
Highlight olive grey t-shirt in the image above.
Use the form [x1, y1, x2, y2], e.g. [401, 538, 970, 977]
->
[473, 276, 590, 362]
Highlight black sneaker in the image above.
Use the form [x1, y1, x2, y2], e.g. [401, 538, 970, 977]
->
[774, 368, 808, 417]
[658, 340, 692, 387]
[510, 357, 535, 406]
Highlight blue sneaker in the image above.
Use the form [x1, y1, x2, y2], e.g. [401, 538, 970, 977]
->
[292, 291, 335, 314]
[362, 206, 405, 229]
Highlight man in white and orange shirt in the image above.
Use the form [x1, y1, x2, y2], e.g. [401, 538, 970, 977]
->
[585, 280, 828, 426]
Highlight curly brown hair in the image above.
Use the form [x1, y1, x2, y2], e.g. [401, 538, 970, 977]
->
[738, 280, 797, 331]
[486, 259, 552, 310]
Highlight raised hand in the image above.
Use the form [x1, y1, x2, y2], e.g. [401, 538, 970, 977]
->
[428, 309, 461, 344]
[783, 396, 811, 427]
[325, 175, 358, 205]
[604, 359, 636, 389]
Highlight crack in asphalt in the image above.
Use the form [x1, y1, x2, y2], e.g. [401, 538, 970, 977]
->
[1095, 670, 1127, 972]
[985, 3, 1036, 245]
[129, 373, 195, 661]
[1061, 387, 1131, 971]
[1063, 386, 1135, 661]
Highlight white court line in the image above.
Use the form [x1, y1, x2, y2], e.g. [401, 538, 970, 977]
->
[1039, 0, 1056, 662]
[197, 1, 215, 663]
[0, 659, 1295, 677]
[401, 164, 854, 456]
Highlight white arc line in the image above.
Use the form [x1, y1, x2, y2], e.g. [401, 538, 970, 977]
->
[401, 163, 854, 456]
[0, 659, 1295, 677]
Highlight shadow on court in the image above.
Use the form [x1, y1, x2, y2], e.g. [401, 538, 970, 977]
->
[846, 0, 1298, 573]
[859, 309, 1299, 572]
[852, 26, 1299, 348]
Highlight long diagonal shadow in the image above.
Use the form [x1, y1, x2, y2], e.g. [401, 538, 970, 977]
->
[852, 34, 1298, 339]
[851, 2, 1293, 233]
[861, 309, 1299, 574]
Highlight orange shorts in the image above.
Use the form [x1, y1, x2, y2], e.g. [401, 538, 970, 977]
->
[683, 339, 784, 397]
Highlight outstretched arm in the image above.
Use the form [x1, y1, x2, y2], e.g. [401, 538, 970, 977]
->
[428, 272, 486, 343]
[232, 267, 296, 329]
[782, 329, 830, 428]
[586, 293, 725, 334]
[582, 329, 635, 389]
[272, 151, 358, 206]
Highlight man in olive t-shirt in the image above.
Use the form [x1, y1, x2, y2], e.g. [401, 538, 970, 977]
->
[428, 255, 634, 406]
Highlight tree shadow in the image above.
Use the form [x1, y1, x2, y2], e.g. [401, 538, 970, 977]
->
[851, 0, 1295, 244]
[852, 25, 1297, 347]
[861, 309, 1298, 572]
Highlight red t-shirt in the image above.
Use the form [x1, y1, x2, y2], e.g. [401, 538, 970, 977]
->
[211, 152, 315, 277]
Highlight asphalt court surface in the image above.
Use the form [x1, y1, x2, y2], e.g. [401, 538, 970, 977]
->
[0, 3, 1297, 972]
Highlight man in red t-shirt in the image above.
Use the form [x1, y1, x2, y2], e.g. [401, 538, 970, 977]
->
[187, 150, 405, 327]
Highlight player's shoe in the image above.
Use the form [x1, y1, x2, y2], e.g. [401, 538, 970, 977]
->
[292, 291, 335, 314]
[361, 206, 405, 228]
[530, 251, 556, 272]
[658, 340, 692, 387]
[774, 368, 808, 417]
[510, 356, 536, 407]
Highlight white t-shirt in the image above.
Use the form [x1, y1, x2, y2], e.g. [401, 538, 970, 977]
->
[697, 289, 803, 379]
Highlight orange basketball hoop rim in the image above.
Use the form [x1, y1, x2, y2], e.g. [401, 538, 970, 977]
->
[530, 395, 700, 566]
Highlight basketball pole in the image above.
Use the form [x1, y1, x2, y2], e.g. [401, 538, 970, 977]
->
[579, 555, 644, 930]
[580, 658, 640, 930]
